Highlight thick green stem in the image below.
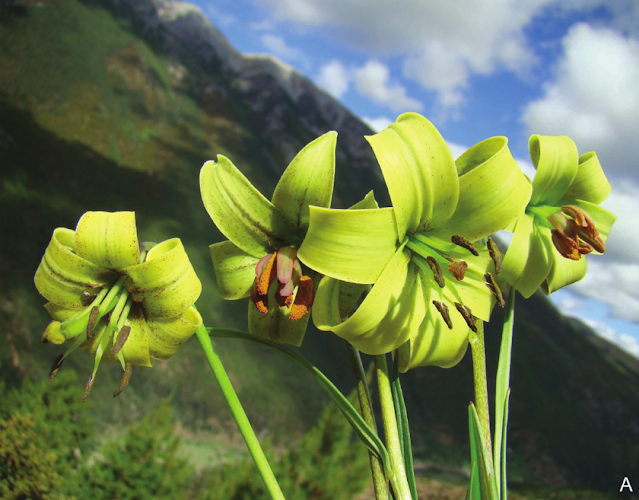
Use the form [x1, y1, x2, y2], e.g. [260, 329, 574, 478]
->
[468, 319, 494, 470]
[196, 324, 285, 500]
[345, 342, 390, 500]
[374, 353, 412, 500]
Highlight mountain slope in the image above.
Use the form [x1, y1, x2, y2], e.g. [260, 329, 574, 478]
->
[0, 0, 636, 492]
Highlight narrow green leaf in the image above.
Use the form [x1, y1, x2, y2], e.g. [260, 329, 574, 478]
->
[208, 327, 393, 478]
[469, 404, 499, 500]
[467, 460, 480, 500]
[500, 390, 510, 500]
[468, 407, 482, 500]
[391, 356, 418, 500]
[493, 289, 515, 497]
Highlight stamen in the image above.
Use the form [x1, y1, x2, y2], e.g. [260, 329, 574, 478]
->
[451, 235, 479, 256]
[432, 301, 452, 329]
[455, 302, 477, 332]
[49, 354, 64, 382]
[276, 247, 297, 284]
[484, 273, 505, 308]
[447, 261, 467, 281]
[290, 276, 314, 321]
[81, 375, 95, 403]
[86, 306, 100, 336]
[487, 237, 502, 274]
[256, 253, 277, 295]
[113, 363, 133, 398]
[251, 286, 269, 315]
[279, 259, 302, 297]
[426, 256, 445, 288]
[108, 325, 131, 358]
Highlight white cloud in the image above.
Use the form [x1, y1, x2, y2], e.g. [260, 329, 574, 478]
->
[260, 33, 304, 62]
[205, 5, 236, 26]
[363, 116, 392, 133]
[522, 24, 639, 183]
[251, 0, 638, 109]
[583, 318, 639, 358]
[250, 19, 275, 31]
[316, 60, 350, 98]
[354, 60, 423, 112]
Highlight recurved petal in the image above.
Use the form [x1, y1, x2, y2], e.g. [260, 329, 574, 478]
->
[34, 227, 115, 309]
[118, 308, 153, 367]
[210, 240, 260, 300]
[200, 156, 295, 258]
[529, 135, 579, 206]
[298, 206, 398, 284]
[74, 212, 141, 269]
[542, 247, 588, 295]
[564, 152, 611, 204]
[312, 246, 424, 354]
[366, 113, 458, 238]
[124, 238, 202, 318]
[146, 306, 203, 360]
[396, 296, 470, 371]
[272, 131, 337, 233]
[429, 137, 532, 242]
[501, 213, 554, 298]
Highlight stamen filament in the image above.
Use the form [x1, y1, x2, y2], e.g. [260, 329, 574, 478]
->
[412, 232, 457, 252]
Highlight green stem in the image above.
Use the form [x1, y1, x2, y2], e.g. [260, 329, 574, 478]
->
[468, 319, 494, 471]
[195, 324, 285, 500]
[374, 353, 412, 500]
[494, 289, 516, 498]
[345, 342, 390, 500]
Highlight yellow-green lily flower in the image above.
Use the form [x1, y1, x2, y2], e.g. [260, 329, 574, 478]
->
[298, 113, 532, 371]
[501, 135, 617, 297]
[34, 212, 202, 400]
[200, 132, 337, 346]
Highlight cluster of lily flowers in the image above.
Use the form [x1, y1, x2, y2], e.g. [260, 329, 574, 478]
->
[34, 112, 615, 398]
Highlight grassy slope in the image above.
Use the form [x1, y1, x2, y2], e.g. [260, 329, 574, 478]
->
[0, 0, 637, 493]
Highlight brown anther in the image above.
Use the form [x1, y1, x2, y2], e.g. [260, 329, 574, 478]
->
[256, 253, 277, 295]
[81, 375, 95, 403]
[484, 273, 505, 308]
[113, 363, 133, 398]
[87, 306, 100, 336]
[487, 237, 502, 274]
[49, 354, 64, 382]
[108, 325, 131, 358]
[432, 301, 453, 329]
[550, 206, 605, 259]
[289, 276, 314, 321]
[454, 303, 477, 332]
[447, 261, 468, 281]
[426, 256, 445, 288]
[451, 235, 479, 256]
[250, 286, 269, 315]
[551, 227, 583, 261]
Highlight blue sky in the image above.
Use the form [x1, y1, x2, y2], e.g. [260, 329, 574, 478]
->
[187, 0, 639, 357]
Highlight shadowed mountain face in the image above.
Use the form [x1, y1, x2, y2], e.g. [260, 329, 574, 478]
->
[1, 0, 636, 491]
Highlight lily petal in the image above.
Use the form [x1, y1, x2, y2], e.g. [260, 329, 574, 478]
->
[124, 238, 202, 318]
[74, 212, 141, 269]
[200, 156, 295, 257]
[429, 137, 532, 242]
[34, 228, 115, 309]
[564, 152, 611, 205]
[117, 309, 153, 367]
[529, 135, 579, 206]
[312, 246, 424, 354]
[396, 287, 470, 372]
[272, 131, 337, 233]
[146, 306, 203, 360]
[210, 241, 259, 300]
[366, 112, 458, 238]
[501, 213, 554, 298]
[298, 206, 398, 284]
[542, 248, 588, 295]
